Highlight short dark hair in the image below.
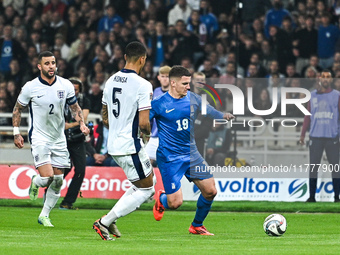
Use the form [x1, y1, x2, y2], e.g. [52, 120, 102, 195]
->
[169, 65, 191, 80]
[69, 77, 83, 92]
[125, 41, 147, 62]
[38, 51, 54, 63]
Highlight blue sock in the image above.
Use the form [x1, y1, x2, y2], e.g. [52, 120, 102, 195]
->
[160, 193, 169, 209]
[192, 194, 213, 227]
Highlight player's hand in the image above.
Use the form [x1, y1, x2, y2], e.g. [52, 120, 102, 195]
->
[14, 134, 24, 149]
[80, 123, 90, 135]
[140, 132, 150, 145]
[299, 136, 305, 145]
[223, 113, 234, 120]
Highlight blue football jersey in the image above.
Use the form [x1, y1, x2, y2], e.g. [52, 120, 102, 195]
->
[150, 91, 224, 162]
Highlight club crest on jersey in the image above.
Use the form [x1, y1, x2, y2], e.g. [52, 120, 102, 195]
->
[57, 90, 65, 99]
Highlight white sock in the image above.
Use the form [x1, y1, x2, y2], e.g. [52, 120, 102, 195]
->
[101, 186, 155, 226]
[34, 175, 52, 187]
[40, 174, 63, 217]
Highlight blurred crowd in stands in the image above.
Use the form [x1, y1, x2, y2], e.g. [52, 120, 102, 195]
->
[1, 0, 340, 119]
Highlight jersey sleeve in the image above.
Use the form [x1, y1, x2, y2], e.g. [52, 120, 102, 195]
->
[66, 81, 77, 105]
[138, 81, 153, 111]
[17, 82, 31, 106]
[150, 100, 158, 120]
[102, 87, 108, 105]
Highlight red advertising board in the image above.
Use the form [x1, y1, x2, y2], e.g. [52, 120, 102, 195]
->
[0, 165, 164, 199]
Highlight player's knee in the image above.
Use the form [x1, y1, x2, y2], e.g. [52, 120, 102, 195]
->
[39, 176, 54, 187]
[50, 174, 63, 192]
[168, 199, 183, 209]
[203, 188, 217, 200]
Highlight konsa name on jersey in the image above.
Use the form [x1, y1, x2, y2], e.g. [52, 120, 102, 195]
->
[113, 76, 128, 83]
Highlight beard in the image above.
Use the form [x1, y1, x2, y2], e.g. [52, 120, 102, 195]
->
[42, 69, 56, 79]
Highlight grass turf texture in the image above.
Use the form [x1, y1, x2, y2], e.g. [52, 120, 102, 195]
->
[0, 207, 339, 255]
[1, 198, 340, 213]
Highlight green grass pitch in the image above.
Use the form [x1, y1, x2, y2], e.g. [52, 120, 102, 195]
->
[0, 206, 339, 255]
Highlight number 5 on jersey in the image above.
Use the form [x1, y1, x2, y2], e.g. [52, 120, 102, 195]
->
[112, 87, 122, 118]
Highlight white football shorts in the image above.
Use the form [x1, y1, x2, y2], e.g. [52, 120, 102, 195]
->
[112, 148, 153, 182]
[31, 140, 70, 169]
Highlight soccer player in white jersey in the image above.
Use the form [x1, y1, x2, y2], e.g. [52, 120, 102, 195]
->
[93, 41, 155, 241]
[12, 51, 89, 227]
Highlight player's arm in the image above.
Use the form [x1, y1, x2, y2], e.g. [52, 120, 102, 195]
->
[69, 102, 90, 135]
[299, 101, 311, 145]
[12, 101, 27, 149]
[102, 104, 109, 128]
[139, 109, 151, 143]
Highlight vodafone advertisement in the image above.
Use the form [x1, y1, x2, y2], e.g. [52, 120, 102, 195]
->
[0, 165, 164, 199]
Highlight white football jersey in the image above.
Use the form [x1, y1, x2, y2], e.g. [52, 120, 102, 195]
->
[102, 69, 153, 155]
[17, 76, 76, 144]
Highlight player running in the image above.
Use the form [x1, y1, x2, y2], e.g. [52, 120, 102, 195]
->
[151, 66, 233, 235]
[12, 51, 89, 227]
[93, 41, 155, 241]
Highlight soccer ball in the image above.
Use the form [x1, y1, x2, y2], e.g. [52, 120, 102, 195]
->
[263, 214, 287, 236]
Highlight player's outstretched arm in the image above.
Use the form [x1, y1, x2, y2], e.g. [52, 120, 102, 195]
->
[102, 104, 109, 128]
[69, 102, 90, 135]
[12, 101, 26, 149]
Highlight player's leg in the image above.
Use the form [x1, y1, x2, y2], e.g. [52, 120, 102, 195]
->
[60, 141, 86, 209]
[29, 144, 55, 200]
[324, 137, 340, 202]
[188, 177, 216, 235]
[95, 149, 154, 240]
[153, 157, 187, 220]
[308, 137, 325, 202]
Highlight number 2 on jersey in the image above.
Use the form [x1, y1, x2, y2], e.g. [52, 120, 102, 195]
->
[49, 104, 54, 114]
[176, 119, 188, 131]
[112, 87, 122, 118]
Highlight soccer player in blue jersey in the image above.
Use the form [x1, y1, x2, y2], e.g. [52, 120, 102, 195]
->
[300, 70, 340, 202]
[151, 66, 233, 235]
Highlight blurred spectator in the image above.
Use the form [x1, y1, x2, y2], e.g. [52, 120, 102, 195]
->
[97, 5, 124, 33]
[86, 121, 118, 167]
[170, 19, 200, 65]
[268, 25, 293, 73]
[242, 0, 272, 26]
[50, 11, 68, 41]
[22, 56, 39, 84]
[198, 0, 219, 41]
[54, 33, 70, 60]
[66, 10, 85, 46]
[254, 88, 274, 116]
[26, 0, 44, 17]
[294, 15, 318, 74]
[0, 25, 26, 75]
[206, 125, 232, 166]
[285, 63, 300, 86]
[86, 9, 100, 33]
[147, 21, 170, 69]
[68, 30, 91, 61]
[191, 72, 213, 156]
[168, 0, 192, 26]
[227, 52, 245, 77]
[3, 5, 17, 25]
[88, 82, 103, 114]
[43, 0, 67, 17]
[260, 39, 277, 69]
[318, 12, 339, 69]
[5, 80, 19, 110]
[0, 98, 10, 126]
[4, 58, 23, 86]
[187, 10, 207, 47]
[301, 54, 322, 77]
[199, 58, 220, 78]
[69, 42, 90, 75]
[249, 52, 268, 78]
[264, 0, 292, 38]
